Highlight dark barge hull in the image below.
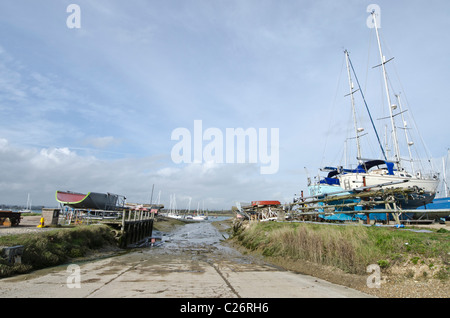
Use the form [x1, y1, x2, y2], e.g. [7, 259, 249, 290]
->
[56, 191, 120, 210]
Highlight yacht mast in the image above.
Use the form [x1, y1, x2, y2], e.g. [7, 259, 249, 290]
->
[395, 93, 415, 174]
[444, 149, 449, 197]
[185, 197, 192, 214]
[344, 50, 363, 163]
[372, 10, 402, 168]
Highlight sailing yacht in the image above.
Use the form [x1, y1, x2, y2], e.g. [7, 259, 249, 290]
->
[337, 11, 439, 208]
[167, 194, 183, 219]
[417, 149, 450, 215]
[192, 201, 208, 221]
[19, 193, 32, 213]
[308, 11, 440, 210]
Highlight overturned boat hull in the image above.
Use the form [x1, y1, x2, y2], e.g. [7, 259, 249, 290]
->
[56, 191, 120, 210]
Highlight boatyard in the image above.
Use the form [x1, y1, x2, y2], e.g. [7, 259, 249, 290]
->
[0, 215, 376, 298]
[235, 188, 450, 224]
[0, 196, 449, 299]
[1, 2, 450, 302]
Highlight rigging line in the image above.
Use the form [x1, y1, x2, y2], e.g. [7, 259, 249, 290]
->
[389, 57, 436, 171]
[444, 149, 450, 194]
[320, 54, 346, 168]
[347, 54, 387, 161]
[378, 32, 435, 172]
[364, 27, 374, 96]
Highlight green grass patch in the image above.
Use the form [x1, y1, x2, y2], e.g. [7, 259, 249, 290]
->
[0, 225, 118, 278]
[234, 222, 450, 275]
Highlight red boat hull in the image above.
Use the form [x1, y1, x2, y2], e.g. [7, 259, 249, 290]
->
[56, 191, 119, 210]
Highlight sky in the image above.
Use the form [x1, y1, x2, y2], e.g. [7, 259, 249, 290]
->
[0, 0, 449, 209]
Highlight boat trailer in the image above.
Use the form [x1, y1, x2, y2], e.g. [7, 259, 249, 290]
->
[0, 210, 21, 227]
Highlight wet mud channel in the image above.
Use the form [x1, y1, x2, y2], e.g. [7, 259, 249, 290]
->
[0, 219, 372, 298]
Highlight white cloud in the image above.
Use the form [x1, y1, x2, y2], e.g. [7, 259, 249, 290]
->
[33, 147, 78, 166]
[83, 136, 121, 149]
[0, 138, 294, 209]
[156, 167, 180, 177]
[0, 1, 448, 209]
[0, 138, 8, 148]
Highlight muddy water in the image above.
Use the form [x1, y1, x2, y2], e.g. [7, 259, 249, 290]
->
[150, 219, 267, 269]
[160, 219, 229, 250]
[158, 219, 232, 254]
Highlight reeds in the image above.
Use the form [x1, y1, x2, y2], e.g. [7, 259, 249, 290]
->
[235, 222, 449, 275]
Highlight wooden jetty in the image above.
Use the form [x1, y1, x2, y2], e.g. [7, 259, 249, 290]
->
[55, 189, 163, 248]
[101, 208, 156, 248]
[57, 204, 161, 248]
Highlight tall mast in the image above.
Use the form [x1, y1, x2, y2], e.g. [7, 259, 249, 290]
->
[344, 50, 363, 163]
[372, 11, 401, 167]
[395, 93, 415, 174]
[444, 149, 449, 197]
[384, 125, 390, 159]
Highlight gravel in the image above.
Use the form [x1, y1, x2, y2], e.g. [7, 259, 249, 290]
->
[0, 216, 55, 237]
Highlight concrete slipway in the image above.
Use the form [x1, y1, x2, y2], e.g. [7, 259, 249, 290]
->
[0, 220, 372, 298]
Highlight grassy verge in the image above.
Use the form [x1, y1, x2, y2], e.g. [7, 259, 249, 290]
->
[153, 216, 188, 232]
[0, 225, 118, 278]
[233, 221, 449, 279]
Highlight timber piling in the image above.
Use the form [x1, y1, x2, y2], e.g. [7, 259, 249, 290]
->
[102, 209, 155, 248]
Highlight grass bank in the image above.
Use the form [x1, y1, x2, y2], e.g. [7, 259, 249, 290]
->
[233, 221, 449, 279]
[153, 215, 188, 232]
[0, 225, 119, 278]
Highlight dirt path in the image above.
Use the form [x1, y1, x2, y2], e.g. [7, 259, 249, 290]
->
[0, 220, 372, 298]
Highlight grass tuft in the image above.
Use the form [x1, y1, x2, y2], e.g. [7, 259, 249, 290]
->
[0, 225, 118, 278]
[234, 222, 450, 276]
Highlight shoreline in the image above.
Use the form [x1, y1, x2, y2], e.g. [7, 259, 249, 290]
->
[230, 220, 449, 298]
[2, 215, 448, 297]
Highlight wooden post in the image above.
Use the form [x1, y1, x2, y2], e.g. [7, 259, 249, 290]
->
[365, 205, 370, 225]
[365, 213, 370, 225]
[121, 209, 126, 233]
[385, 199, 391, 225]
